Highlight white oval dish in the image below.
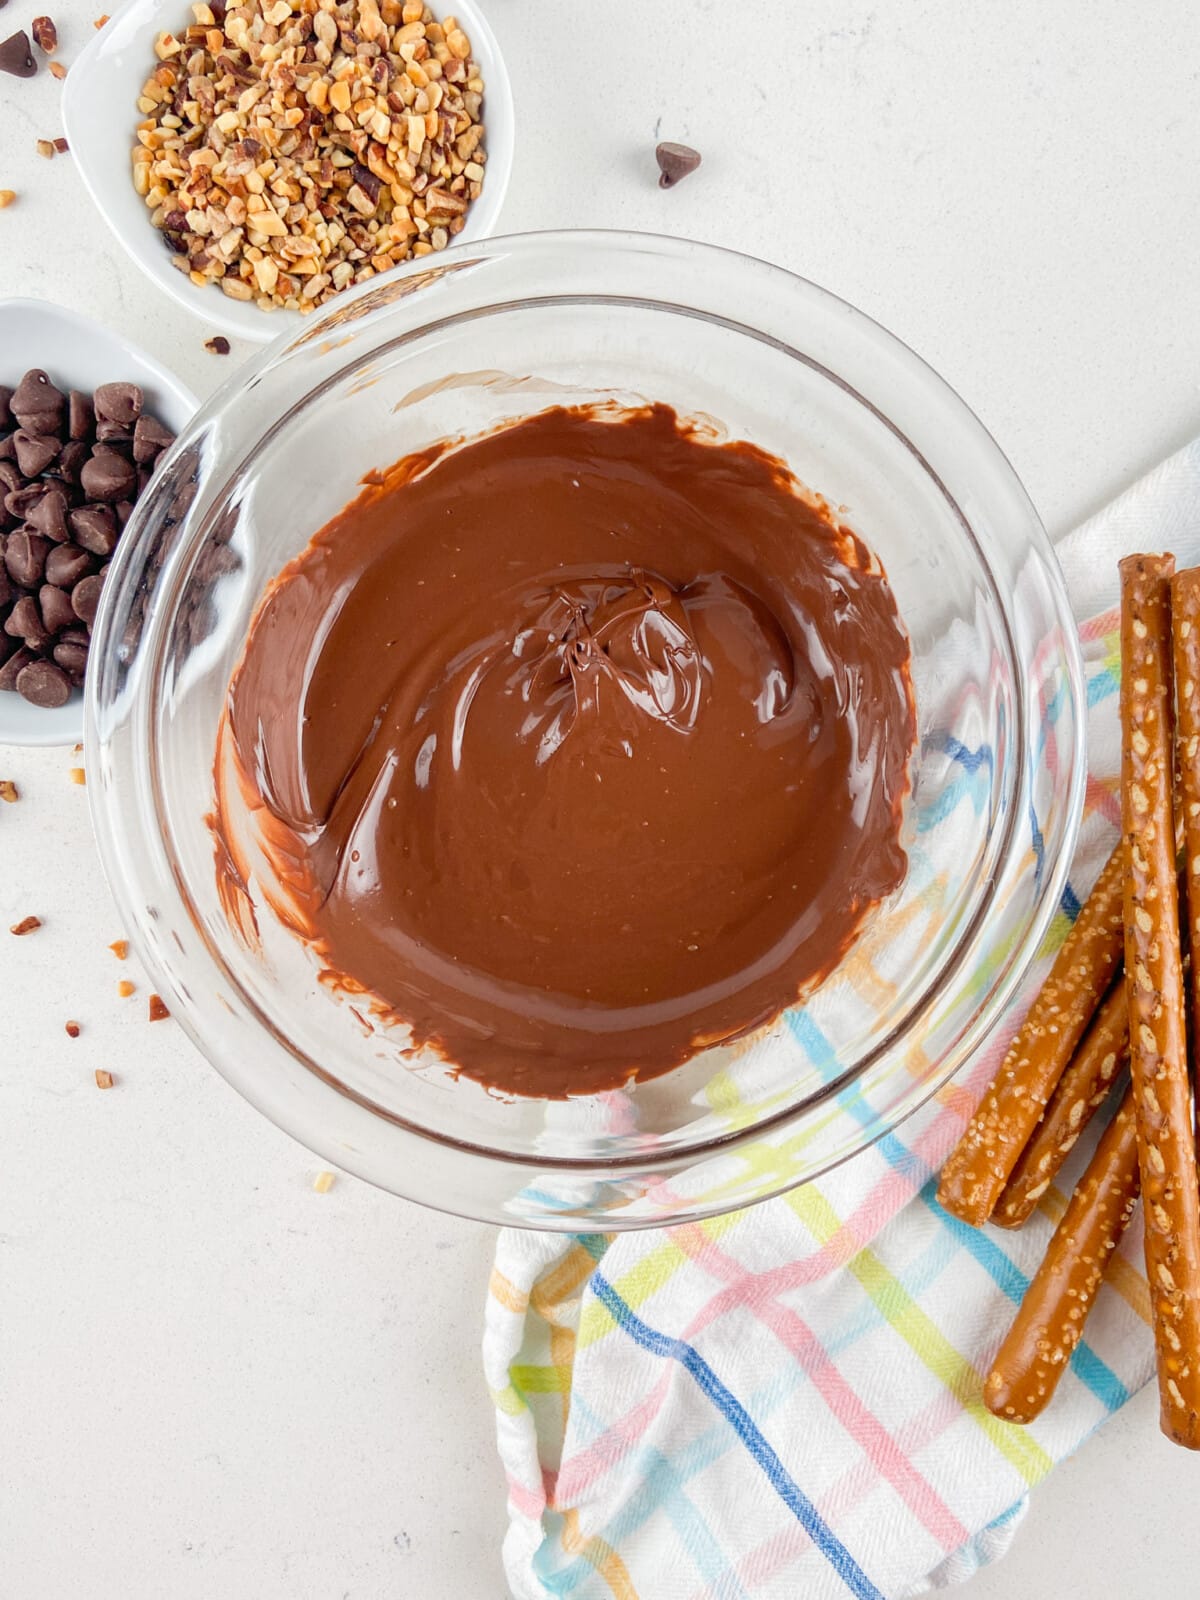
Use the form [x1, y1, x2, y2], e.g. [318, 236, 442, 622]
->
[62, 0, 515, 344]
[0, 297, 198, 748]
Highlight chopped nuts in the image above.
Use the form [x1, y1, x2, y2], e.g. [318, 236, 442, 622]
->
[117, 978, 136, 998]
[313, 1169, 336, 1193]
[0, 190, 16, 208]
[10, 915, 41, 935]
[65, 1020, 81, 1038]
[31, 16, 57, 53]
[132, 0, 486, 314]
[0, 779, 18, 801]
[36, 139, 55, 159]
[48, 59, 66, 79]
[109, 938, 129, 959]
[68, 766, 86, 785]
[148, 993, 170, 1021]
[94, 1068, 114, 1089]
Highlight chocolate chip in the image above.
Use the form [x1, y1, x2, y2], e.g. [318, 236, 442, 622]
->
[115, 499, 135, 528]
[0, 434, 15, 464]
[70, 504, 118, 555]
[0, 29, 37, 77]
[0, 386, 12, 429]
[13, 430, 60, 477]
[80, 450, 136, 502]
[6, 594, 50, 648]
[68, 389, 94, 440]
[16, 658, 70, 707]
[655, 141, 702, 189]
[53, 638, 88, 675]
[4, 483, 45, 521]
[132, 412, 175, 462]
[57, 624, 88, 647]
[10, 369, 64, 425]
[5, 529, 49, 586]
[71, 572, 105, 626]
[52, 439, 89, 484]
[0, 568, 12, 609]
[0, 646, 35, 691]
[39, 582, 76, 633]
[0, 461, 21, 494]
[93, 382, 144, 427]
[45, 542, 93, 587]
[27, 485, 69, 541]
[95, 419, 133, 444]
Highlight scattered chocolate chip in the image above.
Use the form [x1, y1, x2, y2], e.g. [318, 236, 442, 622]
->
[148, 993, 170, 1021]
[5, 529, 50, 586]
[93, 382, 143, 427]
[16, 656, 69, 706]
[80, 450, 135, 502]
[13, 430, 60, 477]
[115, 499, 135, 528]
[0, 387, 11, 428]
[39, 582, 76, 633]
[10, 914, 41, 935]
[0, 29, 36, 77]
[65, 1020, 80, 1038]
[4, 483, 46, 520]
[31, 15, 56, 52]
[655, 141, 702, 189]
[71, 571, 105, 625]
[95, 420, 133, 445]
[69, 505, 117, 555]
[45, 543, 93, 587]
[204, 336, 231, 356]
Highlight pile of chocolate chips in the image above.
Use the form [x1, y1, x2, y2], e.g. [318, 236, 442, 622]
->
[0, 369, 174, 707]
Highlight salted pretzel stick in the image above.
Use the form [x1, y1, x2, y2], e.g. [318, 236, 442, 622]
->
[937, 843, 1125, 1226]
[992, 982, 1129, 1228]
[1120, 552, 1200, 1449]
[984, 1086, 1140, 1424]
[1171, 566, 1200, 1070]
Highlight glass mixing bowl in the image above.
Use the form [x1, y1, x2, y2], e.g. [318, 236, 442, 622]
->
[86, 231, 1084, 1229]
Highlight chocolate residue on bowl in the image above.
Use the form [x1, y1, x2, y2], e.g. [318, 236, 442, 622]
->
[212, 403, 916, 1097]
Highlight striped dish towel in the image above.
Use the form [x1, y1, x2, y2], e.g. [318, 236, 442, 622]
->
[483, 439, 1200, 1600]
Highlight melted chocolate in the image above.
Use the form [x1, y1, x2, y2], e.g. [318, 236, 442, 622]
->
[214, 404, 915, 1097]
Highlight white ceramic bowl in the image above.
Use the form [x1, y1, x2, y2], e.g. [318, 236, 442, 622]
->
[63, 0, 515, 344]
[0, 297, 197, 748]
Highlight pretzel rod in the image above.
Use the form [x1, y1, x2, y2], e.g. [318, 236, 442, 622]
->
[1120, 552, 1200, 1449]
[984, 1087, 1140, 1424]
[992, 982, 1129, 1229]
[1171, 566, 1200, 1074]
[937, 843, 1125, 1226]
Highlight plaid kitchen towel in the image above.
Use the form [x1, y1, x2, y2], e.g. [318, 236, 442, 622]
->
[483, 438, 1200, 1600]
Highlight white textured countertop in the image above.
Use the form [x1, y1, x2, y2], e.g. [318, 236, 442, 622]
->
[3, 2, 1200, 1594]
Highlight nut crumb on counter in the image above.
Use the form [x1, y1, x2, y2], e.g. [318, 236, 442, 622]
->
[0, 779, 18, 802]
[94, 1068, 114, 1088]
[10, 914, 41, 935]
[69, 767, 85, 785]
[0, 189, 16, 209]
[313, 1169, 336, 1193]
[117, 978, 135, 998]
[148, 993, 170, 1021]
[65, 1020, 81, 1038]
[109, 938, 129, 959]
